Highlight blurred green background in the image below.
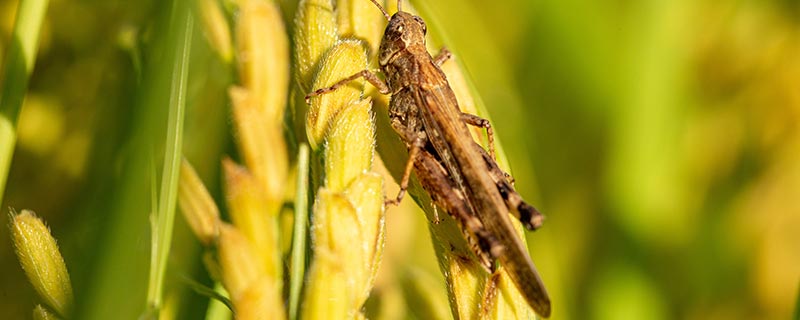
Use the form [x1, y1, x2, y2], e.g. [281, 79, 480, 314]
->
[1, 0, 798, 319]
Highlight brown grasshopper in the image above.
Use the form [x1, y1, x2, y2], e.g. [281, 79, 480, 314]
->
[305, 0, 551, 317]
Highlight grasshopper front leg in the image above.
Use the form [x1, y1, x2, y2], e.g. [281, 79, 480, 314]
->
[304, 69, 390, 103]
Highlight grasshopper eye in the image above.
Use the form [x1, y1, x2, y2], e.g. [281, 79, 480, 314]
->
[413, 16, 427, 34]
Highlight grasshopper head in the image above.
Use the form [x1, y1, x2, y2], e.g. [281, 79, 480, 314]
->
[378, 11, 427, 66]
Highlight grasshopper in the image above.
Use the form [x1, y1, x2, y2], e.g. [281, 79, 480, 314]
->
[305, 0, 551, 317]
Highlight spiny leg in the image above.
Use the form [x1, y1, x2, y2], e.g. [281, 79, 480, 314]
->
[385, 135, 425, 207]
[433, 47, 452, 66]
[480, 271, 502, 317]
[431, 203, 441, 224]
[305, 69, 390, 103]
[474, 142, 544, 231]
[461, 112, 496, 160]
[414, 148, 498, 270]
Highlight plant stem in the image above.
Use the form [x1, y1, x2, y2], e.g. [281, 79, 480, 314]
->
[146, 12, 193, 311]
[289, 143, 310, 320]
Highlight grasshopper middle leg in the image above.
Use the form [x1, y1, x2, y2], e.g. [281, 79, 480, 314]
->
[461, 112, 496, 160]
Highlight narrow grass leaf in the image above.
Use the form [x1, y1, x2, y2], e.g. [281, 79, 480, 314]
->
[289, 143, 310, 320]
[146, 13, 194, 311]
[0, 0, 50, 203]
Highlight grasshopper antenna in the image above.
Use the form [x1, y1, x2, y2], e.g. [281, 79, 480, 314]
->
[397, 0, 403, 12]
[368, 0, 391, 20]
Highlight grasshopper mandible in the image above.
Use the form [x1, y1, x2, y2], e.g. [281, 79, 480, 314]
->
[305, 0, 551, 317]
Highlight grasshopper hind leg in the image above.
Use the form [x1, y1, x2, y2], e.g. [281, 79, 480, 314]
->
[480, 271, 502, 318]
[474, 143, 545, 231]
[463, 223, 504, 272]
[415, 148, 503, 271]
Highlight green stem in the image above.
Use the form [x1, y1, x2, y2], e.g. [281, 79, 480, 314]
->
[146, 12, 194, 311]
[289, 143, 311, 320]
[0, 0, 50, 204]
